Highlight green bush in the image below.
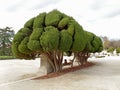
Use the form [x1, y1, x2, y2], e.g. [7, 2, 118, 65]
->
[116, 47, 120, 53]
[107, 47, 114, 53]
[0, 56, 15, 60]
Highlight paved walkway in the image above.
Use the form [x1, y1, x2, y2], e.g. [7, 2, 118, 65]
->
[0, 56, 120, 90]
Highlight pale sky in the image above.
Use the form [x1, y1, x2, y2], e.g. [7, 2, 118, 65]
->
[0, 0, 120, 39]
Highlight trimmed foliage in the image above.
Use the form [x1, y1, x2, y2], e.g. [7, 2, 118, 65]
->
[84, 31, 103, 53]
[58, 17, 69, 29]
[72, 21, 87, 51]
[29, 28, 43, 40]
[24, 17, 35, 29]
[12, 9, 103, 60]
[13, 32, 26, 43]
[27, 40, 41, 51]
[40, 26, 59, 51]
[18, 37, 32, 54]
[33, 12, 46, 28]
[92, 36, 103, 52]
[67, 22, 75, 36]
[45, 10, 63, 26]
[59, 30, 72, 51]
[19, 28, 32, 36]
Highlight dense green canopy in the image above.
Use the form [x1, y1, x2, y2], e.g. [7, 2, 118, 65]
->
[12, 9, 103, 59]
[84, 31, 103, 53]
[40, 26, 59, 51]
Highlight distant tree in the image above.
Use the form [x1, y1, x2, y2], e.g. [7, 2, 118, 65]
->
[101, 36, 110, 49]
[0, 27, 14, 56]
[101, 36, 120, 50]
[116, 47, 120, 54]
[12, 9, 103, 73]
[107, 47, 115, 53]
[110, 39, 120, 48]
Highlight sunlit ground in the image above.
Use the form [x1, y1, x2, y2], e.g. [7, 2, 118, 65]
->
[0, 56, 120, 90]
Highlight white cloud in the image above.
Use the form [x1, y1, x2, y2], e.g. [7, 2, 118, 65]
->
[93, 15, 120, 39]
[0, 0, 120, 39]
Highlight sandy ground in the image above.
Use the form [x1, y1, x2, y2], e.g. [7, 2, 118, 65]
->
[0, 58, 41, 85]
[0, 56, 120, 90]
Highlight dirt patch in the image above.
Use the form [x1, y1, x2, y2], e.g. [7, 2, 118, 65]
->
[33, 62, 95, 80]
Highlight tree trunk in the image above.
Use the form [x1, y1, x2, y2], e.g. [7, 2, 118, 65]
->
[53, 51, 63, 72]
[84, 52, 90, 63]
[75, 52, 84, 65]
[39, 51, 64, 74]
[39, 55, 54, 74]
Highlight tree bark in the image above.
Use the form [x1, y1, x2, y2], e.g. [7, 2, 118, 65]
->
[40, 51, 64, 73]
[40, 55, 54, 74]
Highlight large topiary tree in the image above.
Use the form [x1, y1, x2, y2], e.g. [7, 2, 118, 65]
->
[12, 9, 103, 73]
